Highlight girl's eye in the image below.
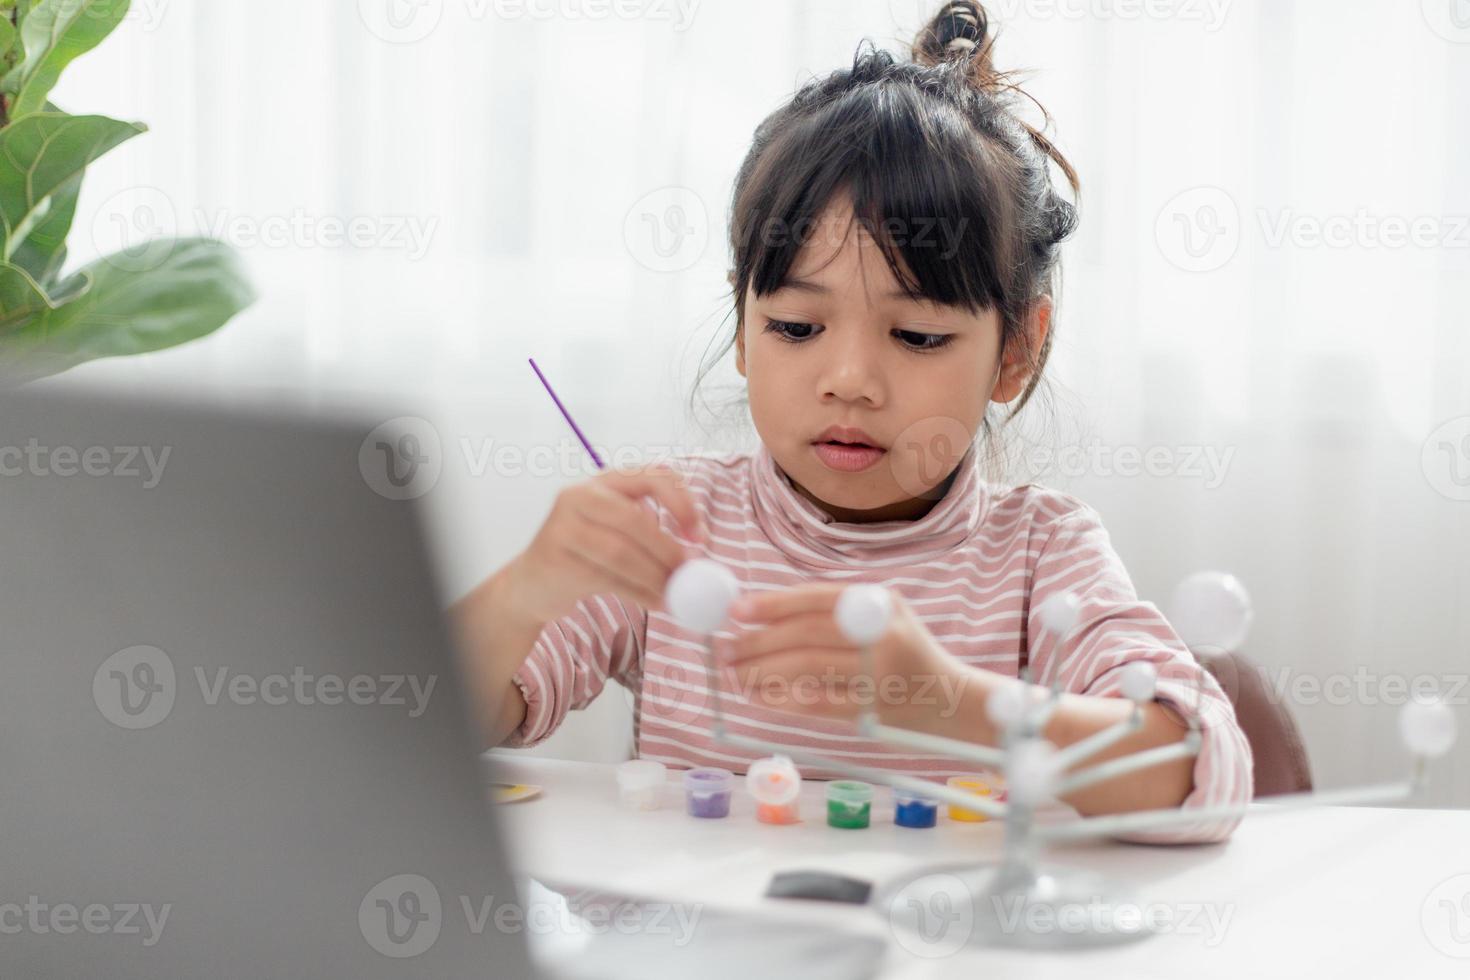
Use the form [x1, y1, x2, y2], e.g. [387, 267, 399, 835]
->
[761, 319, 955, 352]
[894, 329, 955, 352]
[763, 319, 820, 343]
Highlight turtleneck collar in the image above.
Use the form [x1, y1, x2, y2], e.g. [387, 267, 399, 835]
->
[749, 439, 988, 571]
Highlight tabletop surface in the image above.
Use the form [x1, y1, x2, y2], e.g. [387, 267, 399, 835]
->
[487, 754, 1470, 978]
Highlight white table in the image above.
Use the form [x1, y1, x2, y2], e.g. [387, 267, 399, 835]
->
[489, 755, 1470, 978]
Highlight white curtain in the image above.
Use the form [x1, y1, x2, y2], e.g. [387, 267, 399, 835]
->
[48, 0, 1470, 803]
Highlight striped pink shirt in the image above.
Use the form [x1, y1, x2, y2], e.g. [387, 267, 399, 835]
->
[508, 441, 1254, 843]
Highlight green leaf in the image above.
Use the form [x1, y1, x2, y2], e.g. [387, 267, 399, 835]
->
[0, 18, 17, 66]
[8, 167, 76, 282]
[5, 0, 130, 119]
[0, 256, 55, 328]
[0, 112, 145, 259]
[0, 237, 256, 383]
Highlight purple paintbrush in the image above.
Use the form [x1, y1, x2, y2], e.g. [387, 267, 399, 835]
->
[528, 357, 606, 470]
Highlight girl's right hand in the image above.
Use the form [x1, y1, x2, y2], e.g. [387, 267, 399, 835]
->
[503, 465, 708, 627]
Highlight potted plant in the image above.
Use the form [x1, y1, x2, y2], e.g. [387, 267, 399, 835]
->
[0, 0, 254, 384]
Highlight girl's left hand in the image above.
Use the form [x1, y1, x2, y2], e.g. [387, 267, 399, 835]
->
[725, 582, 975, 729]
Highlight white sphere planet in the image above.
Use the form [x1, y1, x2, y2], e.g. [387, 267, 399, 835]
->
[1038, 591, 1083, 638]
[665, 559, 741, 634]
[835, 585, 893, 645]
[986, 681, 1051, 730]
[1119, 662, 1158, 703]
[1166, 571, 1254, 653]
[1398, 697, 1457, 758]
[1006, 739, 1060, 806]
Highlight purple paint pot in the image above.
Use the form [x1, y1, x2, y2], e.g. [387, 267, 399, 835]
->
[683, 767, 734, 818]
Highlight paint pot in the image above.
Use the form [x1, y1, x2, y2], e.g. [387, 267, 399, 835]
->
[683, 766, 734, 818]
[825, 780, 874, 829]
[615, 759, 666, 810]
[746, 754, 801, 825]
[893, 790, 938, 828]
[946, 773, 995, 822]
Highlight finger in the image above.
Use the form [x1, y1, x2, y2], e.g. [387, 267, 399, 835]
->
[728, 612, 855, 664]
[598, 465, 706, 543]
[733, 582, 848, 623]
[578, 483, 692, 574]
[561, 521, 669, 612]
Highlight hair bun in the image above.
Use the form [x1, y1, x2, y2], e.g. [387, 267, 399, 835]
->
[913, 1, 996, 85]
[935, 1, 987, 55]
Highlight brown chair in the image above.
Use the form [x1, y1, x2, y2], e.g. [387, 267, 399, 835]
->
[1195, 649, 1313, 797]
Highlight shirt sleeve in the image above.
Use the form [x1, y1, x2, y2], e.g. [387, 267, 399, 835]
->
[1026, 506, 1255, 845]
[503, 592, 646, 749]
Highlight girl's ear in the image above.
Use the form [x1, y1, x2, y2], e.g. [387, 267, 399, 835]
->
[735, 322, 746, 378]
[991, 296, 1053, 404]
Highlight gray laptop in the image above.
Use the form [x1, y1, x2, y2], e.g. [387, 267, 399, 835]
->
[0, 387, 538, 978]
[0, 387, 886, 980]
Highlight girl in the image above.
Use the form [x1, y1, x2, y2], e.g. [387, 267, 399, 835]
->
[451, 0, 1252, 844]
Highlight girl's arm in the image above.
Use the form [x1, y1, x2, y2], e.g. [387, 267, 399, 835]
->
[446, 465, 701, 751]
[1004, 506, 1253, 843]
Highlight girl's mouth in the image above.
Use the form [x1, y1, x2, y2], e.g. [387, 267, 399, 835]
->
[813, 441, 886, 472]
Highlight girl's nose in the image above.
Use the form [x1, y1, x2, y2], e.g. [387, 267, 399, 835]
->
[818, 332, 884, 406]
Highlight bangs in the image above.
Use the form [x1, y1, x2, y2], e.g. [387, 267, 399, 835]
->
[735, 78, 1020, 316]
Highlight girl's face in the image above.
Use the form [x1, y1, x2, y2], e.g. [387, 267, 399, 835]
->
[737, 197, 1050, 523]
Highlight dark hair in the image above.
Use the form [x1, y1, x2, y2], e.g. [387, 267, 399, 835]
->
[691, 1, 1080, 471]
